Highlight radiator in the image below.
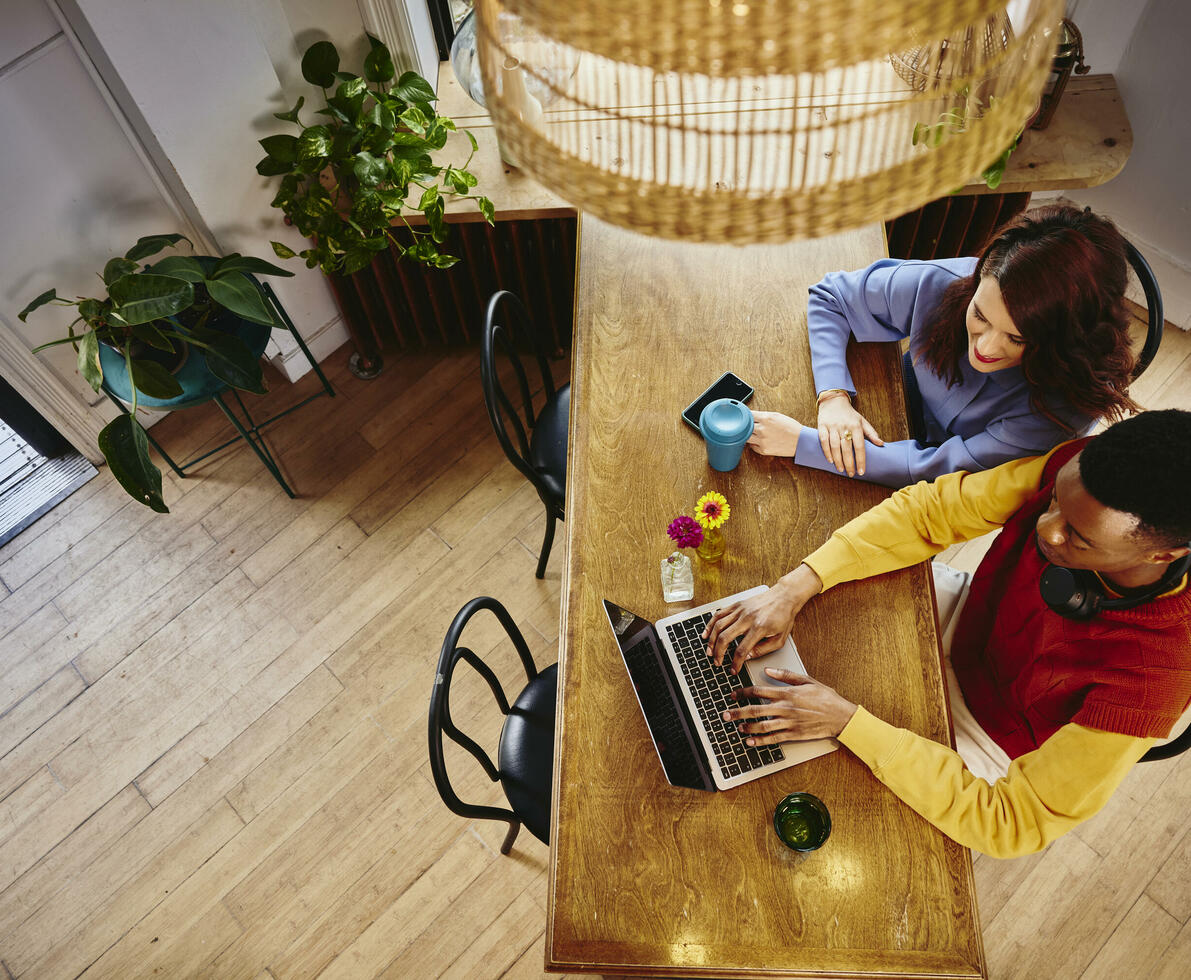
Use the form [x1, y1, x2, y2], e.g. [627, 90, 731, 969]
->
[326, 215, 578, 368]
[886, 192, 1031, 260]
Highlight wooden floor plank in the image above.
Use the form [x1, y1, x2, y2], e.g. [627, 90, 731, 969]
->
[1082, 893, 1181, 980]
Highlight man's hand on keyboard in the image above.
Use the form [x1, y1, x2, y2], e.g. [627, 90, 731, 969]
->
[722, 668, 857, 743]
[703, 563, 824, 673]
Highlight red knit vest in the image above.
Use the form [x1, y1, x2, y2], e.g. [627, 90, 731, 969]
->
[950, 439, 1191, 758]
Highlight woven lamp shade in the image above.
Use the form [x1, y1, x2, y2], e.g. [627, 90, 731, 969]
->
[475, 0, 1064, 243]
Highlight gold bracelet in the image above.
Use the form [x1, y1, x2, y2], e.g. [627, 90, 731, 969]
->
[816, 388, 852, 406]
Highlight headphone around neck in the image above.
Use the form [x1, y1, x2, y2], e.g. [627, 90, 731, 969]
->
[1039, 549, 1191, 620]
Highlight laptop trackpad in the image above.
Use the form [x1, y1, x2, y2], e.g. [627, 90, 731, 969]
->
[748, 637, 808, 686]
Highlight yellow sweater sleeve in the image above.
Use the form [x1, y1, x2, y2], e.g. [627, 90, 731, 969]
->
[838, 707, 1155, 858]
[804, 448, 1059, 591]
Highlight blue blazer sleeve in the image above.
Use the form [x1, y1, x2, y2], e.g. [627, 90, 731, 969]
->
[795, 410, 1091, 488]
[807, 259, 970, 397]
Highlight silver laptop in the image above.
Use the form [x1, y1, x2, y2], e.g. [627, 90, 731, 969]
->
[603, 585, 837, 792]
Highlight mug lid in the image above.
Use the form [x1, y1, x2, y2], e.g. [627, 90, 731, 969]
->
[699, 398, 754, 442]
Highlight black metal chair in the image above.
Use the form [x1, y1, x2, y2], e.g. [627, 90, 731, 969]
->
[428, 596, 557, 853]
[1141, 715, 1191, 763]
[481, 290, 569, 579]
[1125, 240, 1163, 380]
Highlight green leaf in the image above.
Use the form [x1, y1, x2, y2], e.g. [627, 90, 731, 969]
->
[273, 95, 305, 124]
[301, 40, 340, 88]
[418, 185, 440, 210]
[98, 414, 168, 513]
[103, 257, 138, 285]
[432, 253, 460, 269]
[145, 255, 206, 283]
[297, 125, 333, 160]
[445, 166, 477, 193]
[363, 36, 395, 83]
[209, 254, 294, 279]
[476, 196, 495, 225]
[77, 329, 102, 392]
[77, 298, 107, 325]
[394, 71, 436, 105]
[269, 174, 299, 209]
[108, 274, 194, 325]
[353, 150, 386, 187]
[466, 129, 478, 153]
[257, 154, 293, 177]
[131, 322, 175, 352]
[260, 134, 299, 162]
[398, 105, 428, 136]
[336, 76, 367, 102]
[350, 191, 386, 230]
[341, 248, 375, 275]
[271, 241, 297, 260]
[125, 233, 189, 262]
[190, 328, 267, 395]
[368, 102, 397, 132]
[129, 358, 184, 399]
[424, 197, 447, 243]
[18, 288, 58, 321]
[316, 103, 352, 124]
[204, 272, 275, 326]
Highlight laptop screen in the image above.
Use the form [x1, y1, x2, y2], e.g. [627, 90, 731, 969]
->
[603, 600, 712, 791]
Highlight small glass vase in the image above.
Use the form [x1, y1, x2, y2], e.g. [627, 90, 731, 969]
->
[661, 551, 694, 602]
[696, 526, 726, 563]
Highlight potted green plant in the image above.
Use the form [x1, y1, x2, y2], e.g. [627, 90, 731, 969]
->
[18, 233, 294, 513]
[911, 89, 1023, 190]
[256, 34, 493, 277]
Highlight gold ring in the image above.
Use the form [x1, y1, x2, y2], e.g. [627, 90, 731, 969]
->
[843, 431, 852, 441]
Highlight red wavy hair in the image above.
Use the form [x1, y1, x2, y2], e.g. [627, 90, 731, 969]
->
[917, 205, 1138, 426]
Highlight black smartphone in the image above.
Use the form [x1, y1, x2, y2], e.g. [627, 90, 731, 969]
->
[682, 371, 755, 431]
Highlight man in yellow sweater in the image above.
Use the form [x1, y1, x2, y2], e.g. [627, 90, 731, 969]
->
[703, 409, 1191, 858]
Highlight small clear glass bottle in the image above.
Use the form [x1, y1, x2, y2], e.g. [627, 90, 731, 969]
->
[661, 551, 694, 602]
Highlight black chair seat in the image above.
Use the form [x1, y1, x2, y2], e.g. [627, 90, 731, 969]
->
[499, 662, 558, 844]
[530, 384, 570, 504]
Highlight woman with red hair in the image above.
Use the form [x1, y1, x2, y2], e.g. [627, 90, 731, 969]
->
[749, 205, 1139, 487]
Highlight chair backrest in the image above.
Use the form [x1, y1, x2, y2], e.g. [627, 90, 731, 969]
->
[1125, 240, 1164, 380]
[481, 291, 557, 495]
[1141, 716, 1191, 762]
[427, 596, 542, 829]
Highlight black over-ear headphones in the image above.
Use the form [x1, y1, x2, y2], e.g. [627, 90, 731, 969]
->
[1039, 549, 1191, 620]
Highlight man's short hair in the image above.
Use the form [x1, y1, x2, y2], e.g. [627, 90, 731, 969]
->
[1080, 409, 1191, 547]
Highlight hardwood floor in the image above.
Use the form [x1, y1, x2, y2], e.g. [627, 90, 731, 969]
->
[0, 323, 1189, 979]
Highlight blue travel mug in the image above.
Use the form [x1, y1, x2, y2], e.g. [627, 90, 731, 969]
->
[698, 398, 754, 472]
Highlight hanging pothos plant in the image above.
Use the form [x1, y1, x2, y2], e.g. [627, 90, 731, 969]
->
[257, 34, 494, 277]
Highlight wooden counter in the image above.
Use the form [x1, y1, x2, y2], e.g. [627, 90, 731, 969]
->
[547, 215, 986, 978]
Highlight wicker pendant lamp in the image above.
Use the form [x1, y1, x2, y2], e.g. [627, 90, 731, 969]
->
[474, 0, 1063, 243]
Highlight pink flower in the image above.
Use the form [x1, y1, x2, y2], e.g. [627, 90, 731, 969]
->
[666, 515, 704, 549]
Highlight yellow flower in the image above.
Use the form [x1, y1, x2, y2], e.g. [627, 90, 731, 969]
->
[695, 491, 730, 530]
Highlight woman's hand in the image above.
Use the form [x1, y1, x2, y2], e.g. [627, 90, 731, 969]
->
[703, 564, 823, 673]
[722, 669, 858, 743]
[817, 392, 884, 477]
[747, 411, 801, 457]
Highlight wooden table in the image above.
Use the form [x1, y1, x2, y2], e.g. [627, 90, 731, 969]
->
[546, 216, 986, 978]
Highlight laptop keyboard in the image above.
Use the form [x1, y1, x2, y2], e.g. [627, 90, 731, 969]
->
[666, 612, 785, 779]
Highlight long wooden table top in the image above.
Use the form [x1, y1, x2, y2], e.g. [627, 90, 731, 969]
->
[547, 217, 986, 978]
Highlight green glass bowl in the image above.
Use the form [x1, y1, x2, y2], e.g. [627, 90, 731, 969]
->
[774, 792, 831, 852]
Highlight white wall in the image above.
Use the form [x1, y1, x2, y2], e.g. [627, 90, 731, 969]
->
[1046, 0, 1191, 329]
[0, 1, 195, 424]
[64, 0, 366, 378]
[1064, 0, 1146, 76]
